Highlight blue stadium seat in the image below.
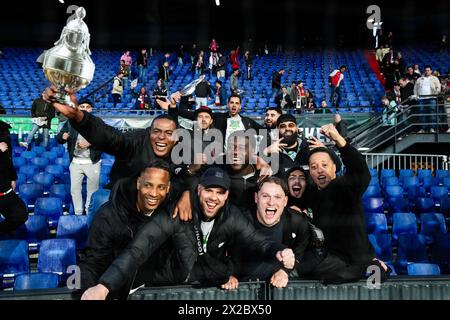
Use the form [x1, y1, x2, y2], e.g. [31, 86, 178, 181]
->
[420, 213, 447, 242]
[422, 176, 439, 191]
[417, 169, 432, 180]
[31, 146, 46, 155]
[56, 215, 88, 249]
[399, 169, 414, 179]
[13, 215, 49, 253]
[407, 263, 440, 276]
[392, 212, 418, 240]
[386, 197, 410, 213]
[19, 164, 39, 182]
[363, 185, 381, 198]
[380, 169, 395, 179]
[441, 197, 450, 216]
[363, 197, 384, 214]
[430, 186, 448, 203]
[402, 176, 420, 188]
[0, 240, 29, 286]
[42, 151, 58, 162]
[365, 213, 388, 234]
[21, 151, 36, 163]
[406, 186, 426, 200]
[30, 157, 49, 171]
[49, 184, 71, 208]
[435, 170, 449, 183]
[415, 197, 435, 213]
[368, 168, 378, 177]
[385, 186, 404, 198]
[368, 233, 393, 263]
[18, 183, 44, 208]
[37, 239, 77, 277]
[34, 198, 63, 228]
[50, 146, 65, 158]
[396, 234, 428, 272]
[87, 189, 111, 229]
[382, 176, 400, 187]
[55, 157, 70, 169]
[45, 165, 64, 181]
[33, 172, 55, 193]
[14, 272, 59, 291]
[13, 157, 26, 170]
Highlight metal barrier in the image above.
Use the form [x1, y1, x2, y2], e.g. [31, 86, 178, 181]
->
[1, 277, 450, 300]
[363, 152, 449, 171]
[271, 277, 450, 300]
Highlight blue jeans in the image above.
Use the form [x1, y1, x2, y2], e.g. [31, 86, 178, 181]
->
[417, 98, 437, 131]
[271, 88, 280, 102]
[330, 85, 341, 108]
[137, 65, 147, 84]
[26, 124, 49, 148]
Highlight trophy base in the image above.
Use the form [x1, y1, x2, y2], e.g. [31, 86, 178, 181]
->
[55, 92, 76, 108]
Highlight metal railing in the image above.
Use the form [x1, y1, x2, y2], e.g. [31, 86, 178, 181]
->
[351, 94, 450, 152]
[363, 152, 449, 171]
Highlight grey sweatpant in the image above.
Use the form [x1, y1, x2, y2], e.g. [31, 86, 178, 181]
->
[69, 161, 101, 215]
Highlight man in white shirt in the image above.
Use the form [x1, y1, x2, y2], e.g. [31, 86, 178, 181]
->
[414, 65, 441, 133]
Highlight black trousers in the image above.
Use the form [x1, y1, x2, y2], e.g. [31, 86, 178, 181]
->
[297, 249, 389, 285]
[0, 191, 28, 236]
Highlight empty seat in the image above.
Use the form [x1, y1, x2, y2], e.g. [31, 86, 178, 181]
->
[430, 186, 448, 202]
[407, 263, 440, 276]
[45, 165, 64, 181]
[14, 272, 59, 291]
[30, 157, 49, 171]
[37, 239, 77, 276]
[42, 151, 58, 162]
[392, 212, 417, 240]
[49, 184, 71, 208]
[87, 189, 111, 228]
[13, 157, 26, 170]
[33, 172, 55, 192]
[380, 169, 395, 178]
[386, 197, 410, 213]
[0, 240, 29, 285]
[417, 169, 432, 179]
[385, 186, 404, 198]
[19, 164, 39, 182]
[366, 213, 388, 234]
[420, 213, 447, 242]
[13, 215, 49, 252]
[363, 197, 384, 213]
[402, 176, 420, 188]
[396, 234, 428, 271]
[368, 233, 393, 263]
[363, 185, 381, 198]
[56, 215, 88, 249]
[415, 197, 435, 213]
[382, 176, 400, 187]
[399, 169, 414, 179]
[34, 198, 63, 227]
[18, 183, 44, 208]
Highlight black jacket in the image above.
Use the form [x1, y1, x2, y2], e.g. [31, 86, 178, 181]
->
[69, 112, 186, 192]
[400, 82, 415, 102]
[272, 71, 282, 89]
[188, 193, 287, 286]
[195, 81, 213, 98]
[56, 122, 102, 164]
[79, 176, 179, 299]
[236, 208, 312, 280]
[217, 55, 227, 72]
[0, 121, 16, 192]
[158, 65, 170, 82]
[303, 144, 374, 265]
[31, 98, 55, 129]
[169, 107, 264, 139]
[275, 93, 294, 109]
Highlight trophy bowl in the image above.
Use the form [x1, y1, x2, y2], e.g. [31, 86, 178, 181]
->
[40, 7, 95, 105]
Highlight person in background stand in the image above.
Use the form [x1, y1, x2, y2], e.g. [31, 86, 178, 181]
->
[57, 100, 102, 216]
[136, 49, 148, 84]
[152, 79, 168, 109]
[216, 52, 226, 81]
[177, 45, 184, 66]
[329, 65, 346, 110]
[214, 80, 228, 108]
[19, 96, 55, 149]
[230, 46, 240, 71]
[0, 120, 27, 236]
[130, 81, 151, 110]
[244, 51, 253, 80]
[111, 72, 124, 108]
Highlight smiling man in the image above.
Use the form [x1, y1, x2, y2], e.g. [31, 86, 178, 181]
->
[81, 168, 296, 299]
[80, 159, 195, 300]
[300, 124, 390, 284]
[235, 177, 311, 288]
[43, 87, 185, 191]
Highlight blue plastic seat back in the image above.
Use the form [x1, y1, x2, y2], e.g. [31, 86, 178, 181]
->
[393, 212, 418, 240]
[385, 186, 404, 198]
[415, 197, 435, 213]
[430, 186, 448, 201]
[18, 183, 44, 206]
[56, 215, 88, 249]
[407, 263, 440, 276]
[14, 272, 59, 290]
[366, 213, 388, 234]
[34, 197, 63, 221]
[14, 215, 49, 244]
[37, 239, 77, 274]
[87, 189, 111, 228]
[363, 185, 381, 198]
[397, 234, 428, 265]
[368, 233, 393, 262]
[0, 240, 29, 276]
[363, 197, 384, 213]
[420, 213, 447, 237]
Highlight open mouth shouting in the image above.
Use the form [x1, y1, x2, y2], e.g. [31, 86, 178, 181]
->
[316, 175, 328, 187]
[265, 207, 278, 221]
[291, 185, 303, 198]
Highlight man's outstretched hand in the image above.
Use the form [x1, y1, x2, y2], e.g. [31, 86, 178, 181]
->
[42, 86, 84, 123]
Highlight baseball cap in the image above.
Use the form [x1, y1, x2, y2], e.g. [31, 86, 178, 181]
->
[78, 98, 94, 108]
[277, 114, 297, 127]
[194, 106, 213, 118]
[199, 167, 231, 191]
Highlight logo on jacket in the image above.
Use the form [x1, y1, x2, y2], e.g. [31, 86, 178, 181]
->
[218, 242, 225, 248]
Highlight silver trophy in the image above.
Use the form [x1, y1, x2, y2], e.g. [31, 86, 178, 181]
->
[38, 7, 95, 105]
[180, 75, 205, 96]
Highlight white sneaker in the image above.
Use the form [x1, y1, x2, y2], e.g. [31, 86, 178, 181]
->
[417, 129, 425, 133]
[430, 128, 436, 133]
[446, 128, 450, 133]
[19, 142, 28, 148]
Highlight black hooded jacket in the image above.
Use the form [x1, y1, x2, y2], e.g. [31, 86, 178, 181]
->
[79, 176, 192, 299]
[236, 208, 312, 280]
[0, 121, 16, 192]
